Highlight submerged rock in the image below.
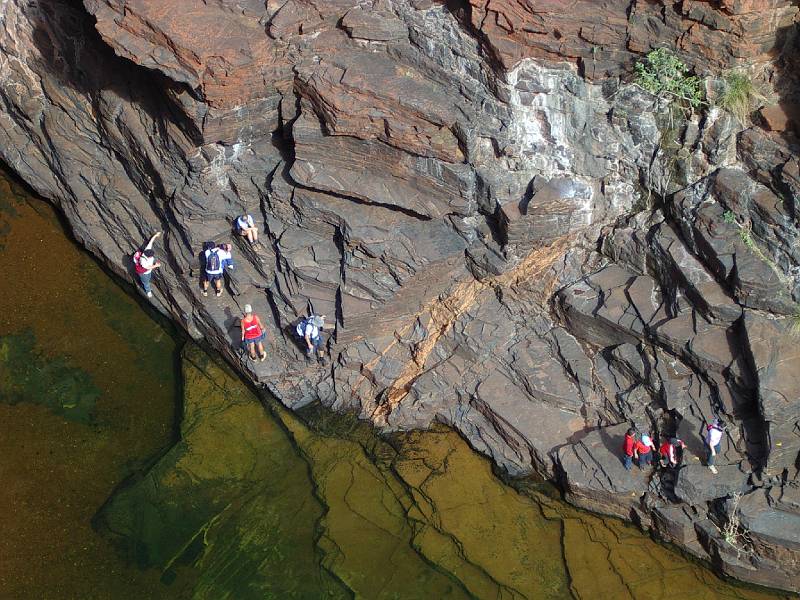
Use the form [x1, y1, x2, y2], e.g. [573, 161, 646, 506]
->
[98, 345, 345, 598]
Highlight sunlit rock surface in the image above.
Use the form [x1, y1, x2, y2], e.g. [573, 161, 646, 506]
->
[1, 0, 800, 590]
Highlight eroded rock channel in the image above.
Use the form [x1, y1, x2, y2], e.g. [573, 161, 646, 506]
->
[1, 0, 799, 593]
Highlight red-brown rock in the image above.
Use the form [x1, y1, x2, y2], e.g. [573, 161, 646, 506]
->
[759, 103, 800, 132]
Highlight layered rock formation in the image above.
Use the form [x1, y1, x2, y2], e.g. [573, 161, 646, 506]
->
[1, 0, 799, 591]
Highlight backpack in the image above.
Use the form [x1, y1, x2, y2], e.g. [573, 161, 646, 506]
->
[206, 249, 221, 272]
[133, 250, 148, 274]
[296, 316, 323, 338]
[296, 317, 310, 338]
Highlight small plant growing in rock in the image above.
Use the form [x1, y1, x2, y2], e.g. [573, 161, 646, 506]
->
[720, 492, 753, 559]
[725, 213, 788, 283]
[789, 307, 800, 338]
[717, 71, 765, 124]
[635, 48, 705, 110]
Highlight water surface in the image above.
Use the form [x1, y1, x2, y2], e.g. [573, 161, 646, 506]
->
[0, 170, 180, 598]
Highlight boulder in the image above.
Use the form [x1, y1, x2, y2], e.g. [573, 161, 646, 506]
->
[759, 104, 800, 133]
[556, 423, 649, 521]
[673, 464, 750, 505]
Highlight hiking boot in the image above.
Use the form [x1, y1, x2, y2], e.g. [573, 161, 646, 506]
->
[260, 353, 267, 362]
[146, 291, 153, 298]
[202, 289, 208, 297]
[709, 465, 718, 474]
[215, 289, 222, 297]
[318, 355, 327, 366]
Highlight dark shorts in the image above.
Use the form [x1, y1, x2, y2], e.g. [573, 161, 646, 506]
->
[243, 332, 266, 345]
[206, 272, 223, 283]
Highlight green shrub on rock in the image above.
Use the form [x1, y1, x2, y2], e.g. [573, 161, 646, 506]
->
[634, 48, 705, 110]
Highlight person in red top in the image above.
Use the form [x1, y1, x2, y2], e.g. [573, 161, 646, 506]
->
[622, 428, 637, 470]
[240, 304, 267, 362]
[132, 232, 162, 298]
[659, 437, 686, 468]
[635, 432, 656, 468]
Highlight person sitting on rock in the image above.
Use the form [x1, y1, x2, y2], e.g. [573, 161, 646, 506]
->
[236, 213, 259, 245]
[622, 428, 637, 470]
[202, 242, 234, 297]
[704, 417, 726, 475]
[133, 231, 162, 298]
[240, 304, 267, 362]
[636, 432, 657, 469]
[296, 314, 326, 366]
[659, 437, 686, 468]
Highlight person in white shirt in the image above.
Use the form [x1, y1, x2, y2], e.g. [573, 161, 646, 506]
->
[704, 418, 725, 475]
[202, 243, 234, 297]
[296, 314, 326, 365]
[236, 214, 258, 244]
[133, 232, 162, 298]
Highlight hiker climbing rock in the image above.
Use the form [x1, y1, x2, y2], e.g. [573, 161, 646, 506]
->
[296, 314, 326, 366]
[202, 242, 234, 297]
[621, 428, 637, 470]
[636, 431, 657, 469]
[241, 304, 267, 362]
[704, 417, 726, 475]
[236, 214, 259, 245]
[659, 437, 686, 469]
[133, 231, 162, 298]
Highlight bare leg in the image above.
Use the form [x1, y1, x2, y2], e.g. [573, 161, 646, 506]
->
[202, 279, 209, 296]
[214, 279, 222, 295]
[247, 343, 257, 360]
[247, 229, 255, 244]
[257, 341, 266, 360]
[251, 228, 258, 243]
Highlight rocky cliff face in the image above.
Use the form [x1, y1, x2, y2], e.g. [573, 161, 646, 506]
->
[1, 0, 799, 592]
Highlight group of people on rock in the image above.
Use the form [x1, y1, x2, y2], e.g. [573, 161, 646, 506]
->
[622, 417, 726, 474]
[131, 214, 327, 366]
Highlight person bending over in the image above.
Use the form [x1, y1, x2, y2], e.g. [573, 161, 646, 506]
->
[202, 243, 234, 297]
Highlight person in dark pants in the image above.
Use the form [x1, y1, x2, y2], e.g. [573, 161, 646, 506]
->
[659, 437, 686, 468]
[622, 428, 637, 470]
[636, 432, 657, 468]
[133, 232, 162, 298]
[296, 314, 327, 366]
[202, 243, 234, 297]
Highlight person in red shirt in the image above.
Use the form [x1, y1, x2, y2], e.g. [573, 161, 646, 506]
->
[659, 437, 686, 468]
[240, 304, 267, 362]
[622, 428, 637, 470]
[635, 432, 657, 468]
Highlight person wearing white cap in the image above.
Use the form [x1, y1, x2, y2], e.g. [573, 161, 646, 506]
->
[240, 304, 267, 361]
[704, 417, 726, 475]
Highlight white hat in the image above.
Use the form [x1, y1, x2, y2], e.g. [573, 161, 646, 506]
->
[244, 304, 253, 313]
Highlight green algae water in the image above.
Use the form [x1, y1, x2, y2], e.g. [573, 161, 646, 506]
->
[0, 170, 179, 598]
[0, 168, 793, 599]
